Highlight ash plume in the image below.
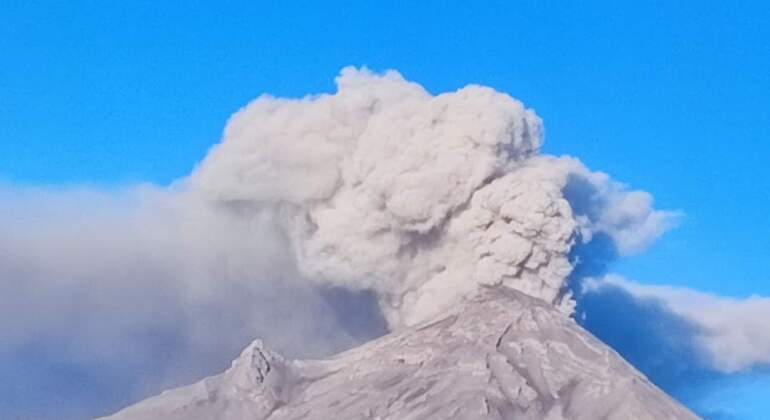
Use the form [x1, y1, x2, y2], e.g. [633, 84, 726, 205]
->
[191, 67, 678, 328]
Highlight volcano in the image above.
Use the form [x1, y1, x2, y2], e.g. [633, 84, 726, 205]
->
[101, 287, 697, 420]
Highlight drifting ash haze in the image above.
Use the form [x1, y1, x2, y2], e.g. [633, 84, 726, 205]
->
[100, 68, 696, 418]
[584, 275, 770, 373]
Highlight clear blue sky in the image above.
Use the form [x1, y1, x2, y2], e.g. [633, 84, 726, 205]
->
[2, 1, 769, 418]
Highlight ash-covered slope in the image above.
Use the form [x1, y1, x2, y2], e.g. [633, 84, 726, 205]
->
[101, 288, 698, 420]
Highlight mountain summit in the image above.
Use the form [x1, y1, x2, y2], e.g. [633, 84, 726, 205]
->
[101, 287, 698, 420]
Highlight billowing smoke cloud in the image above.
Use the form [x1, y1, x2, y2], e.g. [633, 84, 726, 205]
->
[2, 67, 680, 418]
[584, 275, 770, 373]
[191, 67, 678, 327]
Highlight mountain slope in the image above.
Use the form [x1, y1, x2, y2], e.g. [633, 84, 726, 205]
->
[100, 287, 698, 420]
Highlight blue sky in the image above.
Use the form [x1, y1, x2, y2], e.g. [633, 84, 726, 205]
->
[2, 1, 769, 418]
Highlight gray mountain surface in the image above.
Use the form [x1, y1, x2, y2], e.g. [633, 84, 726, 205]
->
[100, 287, 699, 420]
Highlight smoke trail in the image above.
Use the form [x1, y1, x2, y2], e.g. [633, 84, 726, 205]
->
[584, 275, 770, 373]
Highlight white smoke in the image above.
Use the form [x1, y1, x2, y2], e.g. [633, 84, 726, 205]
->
[191, 67, 678, 327]
[584, 275, 770, 373]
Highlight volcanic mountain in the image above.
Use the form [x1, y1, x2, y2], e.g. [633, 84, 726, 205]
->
[101, 287, 698, 420]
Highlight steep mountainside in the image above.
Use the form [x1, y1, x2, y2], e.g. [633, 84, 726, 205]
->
[101, 288, 698, 420]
